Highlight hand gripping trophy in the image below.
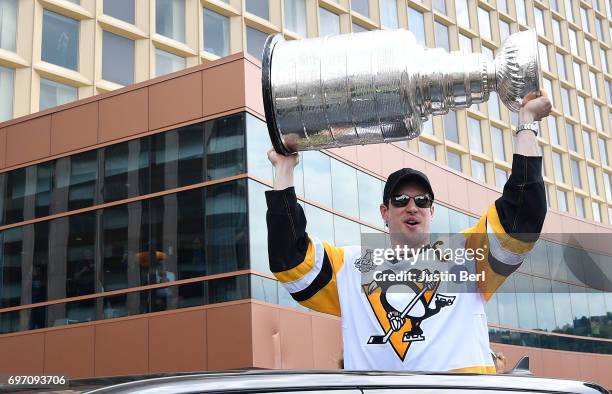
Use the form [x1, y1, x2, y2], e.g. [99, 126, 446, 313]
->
[261, 29, 540, 155]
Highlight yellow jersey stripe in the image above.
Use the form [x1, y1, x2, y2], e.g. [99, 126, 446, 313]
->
[450, 365, 497, 374]
[274, 238, 317, 283]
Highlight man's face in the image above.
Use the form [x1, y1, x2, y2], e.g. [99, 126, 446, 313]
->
[379, 181, 435, 247]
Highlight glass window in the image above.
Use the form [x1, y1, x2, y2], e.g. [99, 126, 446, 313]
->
[3, 168, 25, 224]
[155, 48, 185, 77]
[491, 126, 505, 161]
[564, 0, 573, 22]
[456, 0, 469, 27]
[459, 33, 472, 53]
[552, 18, 562, 46]
[103, 139, 150, 202]
[516, 0, 527, 25]
[556, 52, 566, 80]
[331, 159, 359, 218]
[583, 130, 593, 159]
[571, 159, 582, 188]
[488, 91, 500, 119]
[246, 26, 268, 61]
[42, 10, 79, 71]
[556, 189, 567, 211]
[595, 17, 603, 41]
[592, 201, 601, 222]
[246, 113, 273, 183]
[499, 20, 510, 42]
[443, 111, 458, 143]
[203, 114, 246, 181]
[539, 42, 549, 72]
[495, 167, 508, 190]
[569, 29, 578, 55]
[468, 117, 483, 153]
[34, 162, 54, 218]
[600, 48, 608, 73]
[246, 0, 269, 19]
[351, 0, 368, 16]
[543, 78, 554, 108]
[532, 278, 557, 331]
[156, 0, 186, 42]
[303, 151, 332, 207]
[434, 21, 449, 51]
[284, 0, 307, 35]
[477, 8, 491, 40]
[0, 65, 14, 121]
[352, 22, 367, 32]
[304, 203, 335, 244]
[104, 0, 135, 24]
[447, 150, 462, 171]
[578, 96, 588, 125]
[575, 195, 585, 218]
[598, 138, 608, 166]
[573, 62, 583, 90]
[560, 87, 571, 115]
[421, 119, 433, 135]
[66, 151, 98, 211]
[588, 165, 598, 195]
[333, 216, 360, 247]
[471, 159, 486, 182]
[534, 7, 545, 36]
[498, 0, 508, 14]
[204, 9, 230, 57]
[553, 151, 564, 183]
[590, 71, 599, 97]
[319, 7, 340, 36]
[102, 31, 134, 86]
[419, 141, 436, 160]
[0, 227, 23, 308]
[248, 181, 270, 273]
[433, 0, 446, 14]
[580, 7, 589, 31]
[357, 171, 383, 227]
[408, 7, 425, 46]
[585, 38, 593, 64]
[0, 0, 17, 51]
[566, 122, 576, 151]
[515, 273, 538, 330]
[497, 275, 519, 327]
[594, 105, 603, 131]
[548, 116, 559, 145]
[379, 0, 398, 28]
[604, 173, 611, 201]
[39, 78, 77, 111]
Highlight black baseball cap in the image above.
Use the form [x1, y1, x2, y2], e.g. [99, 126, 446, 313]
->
[383, 168, 435, 204]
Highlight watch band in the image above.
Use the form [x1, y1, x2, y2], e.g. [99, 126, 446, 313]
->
[516, 121, 539, 136]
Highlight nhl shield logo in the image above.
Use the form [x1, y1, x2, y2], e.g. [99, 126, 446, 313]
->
[363, 268, 456, 361]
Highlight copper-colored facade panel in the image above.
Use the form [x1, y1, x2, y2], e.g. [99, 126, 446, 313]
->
[327, 146, 358, 166]
[5, 115, 51, 168]
[541, 211, 563, 235]
[50, 102, 99, 156]
[98, 88, 149, 144]
[44, 326, 95, 378]
[206, 303, 253, 370]
[467, 181, 491, 216]
[279, 308, 315, 369]
[540, 349, 567, 379]
[149, 72, 203, 131]
[577, 353, 602, 384]
[202, 60, 246, 118]
[595, 354, 612, 388]
[380, 144, 405, 178]
[243, 60, 265, 117]
[445, 174, 470, 214]
[559, 351, 582, 381]
[250, 303, 281, 368]
[0, 333, 45, 374]
[0, 127, 6, 168]
[424, 162, 450, 204]
[94, 318, 149, 376]
[356, 144, 383, 176]
[148, 310, 207, 373]
[404, 152, 427, 174]
[311, 315, 342, 369]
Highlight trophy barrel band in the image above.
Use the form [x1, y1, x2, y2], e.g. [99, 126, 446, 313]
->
[262, 34, 293, 156]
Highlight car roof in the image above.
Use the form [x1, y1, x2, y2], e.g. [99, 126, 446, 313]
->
[77, 370, 606, 394]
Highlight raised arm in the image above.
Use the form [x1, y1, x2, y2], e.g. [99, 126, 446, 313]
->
[467, 91, 551, 299]
[265, 149, 344, 316]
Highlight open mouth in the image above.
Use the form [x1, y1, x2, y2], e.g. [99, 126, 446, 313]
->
[404, 218, 420, 228]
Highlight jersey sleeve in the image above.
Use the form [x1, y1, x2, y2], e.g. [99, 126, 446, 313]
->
[265, 187, 345, 316]
[464, 154, 547, 300]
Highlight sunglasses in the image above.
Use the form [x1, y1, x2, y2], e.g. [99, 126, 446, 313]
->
[389, 194, 433, 208]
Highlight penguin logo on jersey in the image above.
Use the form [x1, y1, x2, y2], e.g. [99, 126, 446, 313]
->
[363, 268, 456, 361]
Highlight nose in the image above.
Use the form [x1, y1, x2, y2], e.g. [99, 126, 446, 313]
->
[405, 198, 419, 213]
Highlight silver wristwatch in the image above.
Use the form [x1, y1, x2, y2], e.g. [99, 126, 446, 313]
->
[515, 121, 539, 136]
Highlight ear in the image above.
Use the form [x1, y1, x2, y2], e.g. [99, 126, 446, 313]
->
[379, 203, 389, 225]
[430, 204, 435, 219]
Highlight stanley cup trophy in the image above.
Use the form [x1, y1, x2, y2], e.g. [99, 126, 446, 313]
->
[262, 29, 540, 155]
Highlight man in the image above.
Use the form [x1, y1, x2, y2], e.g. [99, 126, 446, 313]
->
[265, 91, 551, 372]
